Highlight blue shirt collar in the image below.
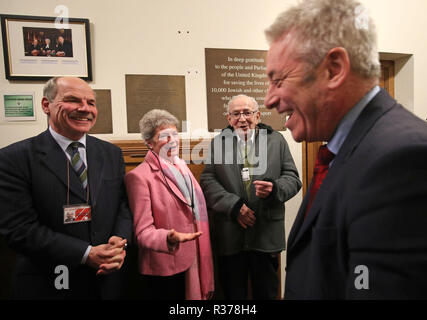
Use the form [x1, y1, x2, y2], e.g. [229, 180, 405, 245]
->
[327, 86, 380, 156]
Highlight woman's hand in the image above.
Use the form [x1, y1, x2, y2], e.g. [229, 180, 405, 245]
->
[167, 229, 202, 250]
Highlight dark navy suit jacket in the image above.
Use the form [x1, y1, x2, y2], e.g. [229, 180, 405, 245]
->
[0, 130, 133, 299]
[285, 89, 427, 299]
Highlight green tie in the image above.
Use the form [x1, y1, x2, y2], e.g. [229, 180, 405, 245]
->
[67, 142, 88, 189]
[240, 141, 252, 198]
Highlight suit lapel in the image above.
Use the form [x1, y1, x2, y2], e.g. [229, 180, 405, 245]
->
[86, 136, 105, 207]
[287, 185, 310, 251]
[36, 130, 86, 201]
[36, 130, 86, 202]
[145, 150, 189, 205]
[288, 89, 396, 253]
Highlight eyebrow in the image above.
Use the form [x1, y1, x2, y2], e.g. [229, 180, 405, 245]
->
[63, 95, 96, 103]
[62, 95, 81, 101]
[267, 70, 275, 79]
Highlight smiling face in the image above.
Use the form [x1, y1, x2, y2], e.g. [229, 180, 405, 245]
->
[148, 124, 180, 161]
[42, 77, 97, 141]
[264, 32, 329, 142]
[227, 96, 260, 139]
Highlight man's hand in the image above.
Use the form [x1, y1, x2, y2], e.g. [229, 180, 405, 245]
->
[253, 180, 273, 199]
[86, 236, 127, 275]
[237, 204, 256, 229]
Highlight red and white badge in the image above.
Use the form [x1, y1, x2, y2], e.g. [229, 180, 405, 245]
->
[63, 205, 92, 224]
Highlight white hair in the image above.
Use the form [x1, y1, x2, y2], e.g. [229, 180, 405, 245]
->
[227, 94, 259, 113]
[265, 0, 381, 79]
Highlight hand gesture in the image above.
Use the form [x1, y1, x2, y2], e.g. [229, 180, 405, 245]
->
[236, 204, 256, 229]
[86, 236, 127, 275]
[167, 229, 202, 246]
[253, 180, 273, 199]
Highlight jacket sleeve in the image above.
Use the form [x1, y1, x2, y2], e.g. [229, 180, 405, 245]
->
[264, 134, 301, 204]
[112, 148, 133, 243]
[345, 146, 427, 299]
[200, 139, 242, 219]
[125, 170, 171, 253]
[0, 144, 89, 268]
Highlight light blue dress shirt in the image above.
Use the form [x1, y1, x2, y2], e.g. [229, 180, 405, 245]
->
[327, 86, 380, 164]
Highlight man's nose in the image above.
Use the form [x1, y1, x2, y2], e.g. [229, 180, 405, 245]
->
[264, 89, 279, 110]
[238, 113, 246, 120]
[77, 101, 91, 111]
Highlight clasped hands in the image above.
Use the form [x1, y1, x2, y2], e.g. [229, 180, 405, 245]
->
[237, 180, 273, 229]
[86, 236, 127, 275]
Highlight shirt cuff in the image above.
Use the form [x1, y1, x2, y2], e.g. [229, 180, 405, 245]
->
[81, 245, 92, 264]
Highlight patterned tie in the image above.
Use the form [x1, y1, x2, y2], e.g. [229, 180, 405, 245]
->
[67, 142, 88, 189]
[305, 144, 335, 217]
[240, 140, 252, 198]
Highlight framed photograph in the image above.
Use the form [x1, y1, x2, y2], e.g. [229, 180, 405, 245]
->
[0, 14, 92, 81]
[1, 92, 36, 121]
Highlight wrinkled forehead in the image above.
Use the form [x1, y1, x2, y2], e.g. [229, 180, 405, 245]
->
[57, 77, 95, 99]
[229, 98, 256, 112]
[266, 32, 301, 74]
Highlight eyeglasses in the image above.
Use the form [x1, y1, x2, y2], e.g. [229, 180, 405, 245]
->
[229, 110, 258, 119]
[157, 130, 179, 141]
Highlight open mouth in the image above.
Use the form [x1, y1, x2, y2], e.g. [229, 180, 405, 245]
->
[283, 111, 293, 124]
[69, 112, 93, 122]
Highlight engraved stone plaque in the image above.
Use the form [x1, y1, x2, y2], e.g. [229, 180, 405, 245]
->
[205, 48, 286, 131]
[125, 75, 186, 133]
[90, 89, 113, 134]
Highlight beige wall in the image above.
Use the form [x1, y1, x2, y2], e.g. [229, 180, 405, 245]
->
[1, 0, 426, 148]
[1, 0, 426, 297]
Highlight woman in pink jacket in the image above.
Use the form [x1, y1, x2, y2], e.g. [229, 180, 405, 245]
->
[125, 109, 214, 300]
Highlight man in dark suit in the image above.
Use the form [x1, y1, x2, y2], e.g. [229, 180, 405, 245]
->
[264, 0, 427, 299]
[0, 76, 133, 299]
[26, 39, 42, 56]
[56, 36, 73, 57]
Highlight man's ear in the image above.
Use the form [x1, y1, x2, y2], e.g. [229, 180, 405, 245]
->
[41, 97, 50, 115]
[325, 47, 350, 90]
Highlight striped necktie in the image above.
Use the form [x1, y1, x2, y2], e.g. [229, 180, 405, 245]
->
[67, 142, 88, 189]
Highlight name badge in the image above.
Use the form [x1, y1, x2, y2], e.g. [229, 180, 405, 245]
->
[241, 167, 250, 182]
[63, 204, 92, 224]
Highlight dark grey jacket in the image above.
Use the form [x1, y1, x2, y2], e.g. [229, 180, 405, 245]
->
[200, 123, 301, 256]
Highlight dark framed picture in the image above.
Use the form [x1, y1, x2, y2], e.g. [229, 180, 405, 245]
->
[0, 14, 92, 81]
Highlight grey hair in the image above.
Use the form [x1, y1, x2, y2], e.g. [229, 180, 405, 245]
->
[227, 94, 259, 113]
[43, 77, 61, 102]
[265, 0, 381, 79]
[139, 109, 179, 142]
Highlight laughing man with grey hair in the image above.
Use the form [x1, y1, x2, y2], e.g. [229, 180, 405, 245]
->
[265, 0, 427, 299]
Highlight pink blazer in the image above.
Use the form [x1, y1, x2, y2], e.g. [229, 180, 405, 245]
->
[125, 151, 197, 276]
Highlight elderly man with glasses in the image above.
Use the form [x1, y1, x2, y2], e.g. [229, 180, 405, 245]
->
[200, 94, 301, 299]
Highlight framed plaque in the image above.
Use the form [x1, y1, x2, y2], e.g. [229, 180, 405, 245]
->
[0, 14, 92, 80]
[1, 92, 36, 121]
